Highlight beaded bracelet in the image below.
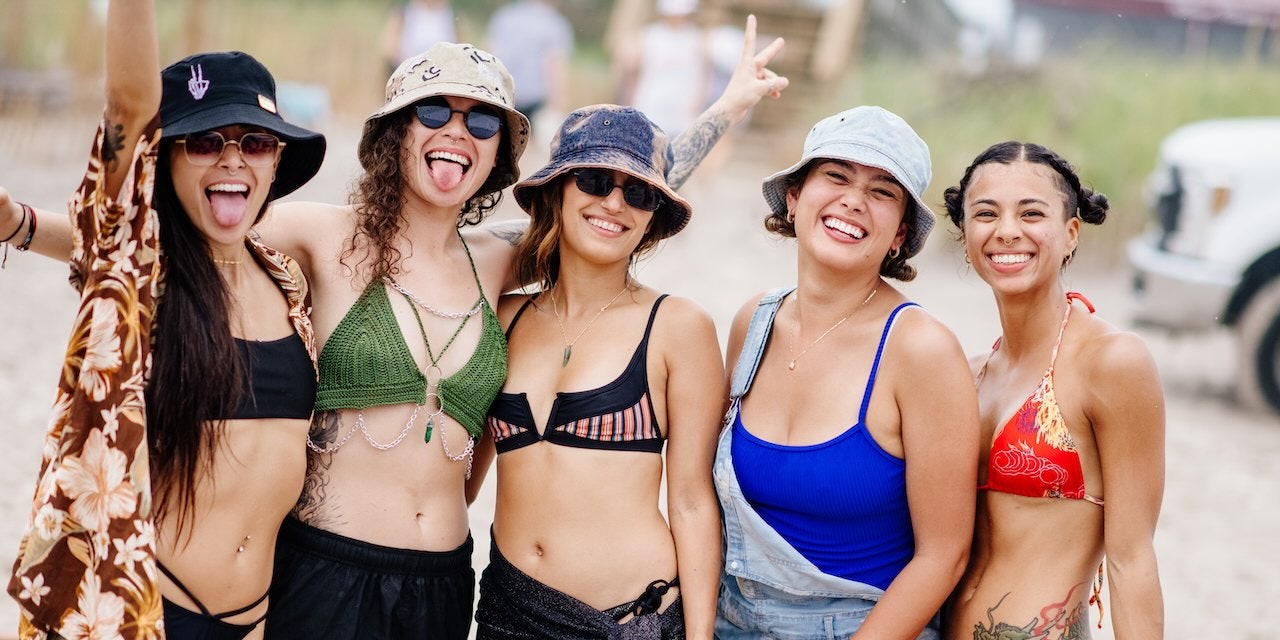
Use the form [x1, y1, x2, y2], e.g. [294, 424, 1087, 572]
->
[16, 203, 36, 251]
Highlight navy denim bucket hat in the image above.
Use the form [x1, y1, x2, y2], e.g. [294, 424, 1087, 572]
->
[363, 42, 530, 199]
[761, 106, 935, 257]
[514, 105, 692, 239]
[160, 51, 326, 198]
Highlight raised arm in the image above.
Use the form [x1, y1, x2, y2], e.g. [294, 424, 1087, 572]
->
[103, 0, 161, 198]
[0, 0, 158, 265]
[667, 14, 787, 189]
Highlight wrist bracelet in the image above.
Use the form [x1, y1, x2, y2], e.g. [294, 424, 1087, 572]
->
[1, 204, 25, 244]
[16, 203, 36, 251]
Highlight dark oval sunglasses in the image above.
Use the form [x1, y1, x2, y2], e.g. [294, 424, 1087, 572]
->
[178, 131, 284, 167]
[572, 169, 663, 212]
[414, 98, 502, 140]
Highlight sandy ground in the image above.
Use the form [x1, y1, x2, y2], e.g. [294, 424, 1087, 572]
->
[1, 111, 1278, 639]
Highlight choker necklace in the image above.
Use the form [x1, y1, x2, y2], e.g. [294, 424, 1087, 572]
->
[788, 283, 880, 371]
[550, 279, 631, 367]
[212, 257, 242, 266]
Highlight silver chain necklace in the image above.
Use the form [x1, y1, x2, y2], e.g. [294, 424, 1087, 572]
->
[384, 276, 482, 320]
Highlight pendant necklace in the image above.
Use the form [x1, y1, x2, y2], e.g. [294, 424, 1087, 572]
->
[550, 279, 632, 367]
[788, 283, 880, 371]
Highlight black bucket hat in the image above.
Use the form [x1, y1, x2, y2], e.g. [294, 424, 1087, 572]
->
[159, 51, 326, 198]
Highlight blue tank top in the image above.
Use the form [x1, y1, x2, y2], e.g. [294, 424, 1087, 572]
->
[731, 302, 917, 591]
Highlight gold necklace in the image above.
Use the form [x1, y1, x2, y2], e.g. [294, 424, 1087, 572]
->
[549, 279, 632, 367]
[787, 283, 880, 371]
[212, 257, 242, 266]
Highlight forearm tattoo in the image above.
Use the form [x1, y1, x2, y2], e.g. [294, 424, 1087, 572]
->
[102, 118, 127, 173]
[667, 110, 731, 190]
[293, 411, 344, 528]
[974, 587, 1088, 640]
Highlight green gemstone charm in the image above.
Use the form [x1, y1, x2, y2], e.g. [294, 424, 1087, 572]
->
[562, 345, 572, 367]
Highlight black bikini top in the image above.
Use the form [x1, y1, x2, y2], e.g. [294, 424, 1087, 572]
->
[225, 333, 316, 420]
[485, 295, 668, 455]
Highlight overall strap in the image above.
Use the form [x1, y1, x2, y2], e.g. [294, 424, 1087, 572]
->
[729, 286, 794, 401]
[857, 302, 919, 423]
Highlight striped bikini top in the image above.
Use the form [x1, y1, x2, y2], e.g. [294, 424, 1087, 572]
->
[977, 292, 1104, 506]
[485, 295, 668, 454]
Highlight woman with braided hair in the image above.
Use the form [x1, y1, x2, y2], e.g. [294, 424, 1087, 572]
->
[942, 141, 1165, 639]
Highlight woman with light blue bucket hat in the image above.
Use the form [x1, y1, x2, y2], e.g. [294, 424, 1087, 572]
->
[715, 106, 981, 638]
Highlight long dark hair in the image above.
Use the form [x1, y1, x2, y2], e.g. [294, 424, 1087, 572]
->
[346, 109, 510, 280]
[146, 139, 269, 542]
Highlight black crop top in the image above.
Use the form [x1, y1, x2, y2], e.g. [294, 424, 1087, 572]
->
[227, 333, 316, 420]
[485, 295, 669, 454]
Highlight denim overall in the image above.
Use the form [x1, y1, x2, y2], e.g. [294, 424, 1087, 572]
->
[713, 287, 939, 640]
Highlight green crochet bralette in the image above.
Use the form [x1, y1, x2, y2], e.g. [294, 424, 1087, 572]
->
[314, 238, 507, 440]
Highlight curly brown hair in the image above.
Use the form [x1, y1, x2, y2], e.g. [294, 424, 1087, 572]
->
[763, 161, 919, 282]
[345, 108, 510, 279]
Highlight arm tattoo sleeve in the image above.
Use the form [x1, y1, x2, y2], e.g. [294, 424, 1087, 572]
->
[667, 110, 732, 190]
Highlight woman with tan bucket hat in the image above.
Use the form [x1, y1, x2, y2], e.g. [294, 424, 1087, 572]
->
[6, 13, 786, 637]
[2, 1, 326, 638]
[471, 105, 720, 639]
[714, 106, 979, 638]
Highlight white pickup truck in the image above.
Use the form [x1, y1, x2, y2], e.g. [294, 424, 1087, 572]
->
[1128, 117, 1280, 412]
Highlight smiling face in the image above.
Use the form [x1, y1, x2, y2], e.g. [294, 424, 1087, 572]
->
[557, 168, 657, 265]
[402, 95, 501, 210]
[786, 160, 909, 271]
[962, 160, 1080, 294]
[168, 124, 279, 252]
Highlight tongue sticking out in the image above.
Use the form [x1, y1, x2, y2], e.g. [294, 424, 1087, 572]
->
[429, 159, 465, 192]
[209, 191, 249, 227]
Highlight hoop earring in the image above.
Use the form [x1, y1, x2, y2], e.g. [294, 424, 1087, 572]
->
[785, 208, 795, 224]
[888, 247, 901, 259]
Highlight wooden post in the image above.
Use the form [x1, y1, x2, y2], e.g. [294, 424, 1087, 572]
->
[811, 0, 866, 82]
[3, 0, 27, 67]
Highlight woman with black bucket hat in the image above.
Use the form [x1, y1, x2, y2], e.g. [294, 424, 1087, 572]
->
[3, 1, 325, 638]
[470, 105, 722, 639]
[713, 106, 980, 638]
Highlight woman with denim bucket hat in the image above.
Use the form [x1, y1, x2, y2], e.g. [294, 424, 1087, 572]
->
[942, 142, 1164, 639]
[714, 106, 979, 639]
[2, 1, 325, 638]
[469, 104, 722, 639]
[10, 17, 787, 638]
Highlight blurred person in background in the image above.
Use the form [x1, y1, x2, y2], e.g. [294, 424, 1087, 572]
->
[616, 0, 711, 139]
[486, 0, 574, 144]
[715, 106, 979, 639]
[1, 0, 325, 638]
[383, 0, 459, 76]
[942, 141, 1165, 639]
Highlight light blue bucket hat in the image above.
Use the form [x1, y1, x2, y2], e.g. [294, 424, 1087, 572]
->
[761, 106, 936, 257]
[514, 105, 692, 239]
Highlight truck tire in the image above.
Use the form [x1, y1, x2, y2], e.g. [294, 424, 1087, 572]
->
[1236, 277, 1280, 413]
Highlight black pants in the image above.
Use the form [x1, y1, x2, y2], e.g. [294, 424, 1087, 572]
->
[266, 517, 474, 639]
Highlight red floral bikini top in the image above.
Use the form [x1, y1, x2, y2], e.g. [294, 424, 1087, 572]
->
[977, 292, 1104, 507]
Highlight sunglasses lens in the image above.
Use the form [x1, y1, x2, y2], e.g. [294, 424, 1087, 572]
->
[574, 170, 613, 197]
[239, 133, 281, 161]
[415, 101, 452, 129]
[465, 109, 502, 139]
[184, 132, 225, 162]
[623, 184, 661, 211]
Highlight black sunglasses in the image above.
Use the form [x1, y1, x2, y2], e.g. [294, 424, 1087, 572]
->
[572, 169, 663, 212]
[414, 98, 502, 140]
[178, 131, 284, 167]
